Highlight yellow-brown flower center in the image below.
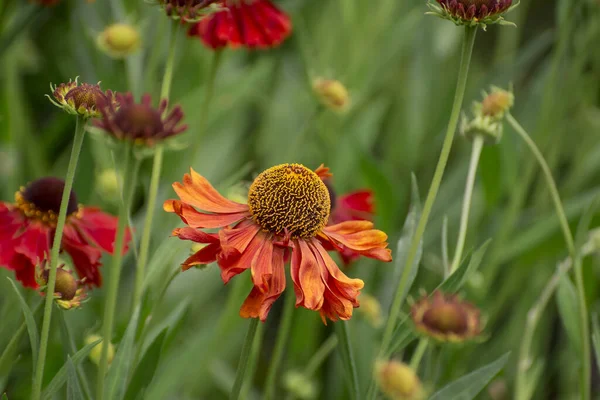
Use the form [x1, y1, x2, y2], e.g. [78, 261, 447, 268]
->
[247, 164, 330, 239]
[422, 303, 468, 334]
[16, 177, 80, 225]
[64, 84, 108, 110]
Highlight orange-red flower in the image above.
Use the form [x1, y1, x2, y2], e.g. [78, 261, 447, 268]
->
[0, 177, 130, 288]
[188, 0, 292, 50]
[164, 164, 392, 322]
[325, 182, 375, 265]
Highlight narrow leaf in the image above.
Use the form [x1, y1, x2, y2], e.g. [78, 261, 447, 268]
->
[7, 278, 39, 371]
[438, 240, 491, 293]
[124, 329, 167, 400]
[66, 357, 84, 400]
[429, 352, 510, 400]
[42, 339, 102, 399]
[556, 275, 581, 351]
[105, 307, 141, 400]
[592, 315, 600, 373]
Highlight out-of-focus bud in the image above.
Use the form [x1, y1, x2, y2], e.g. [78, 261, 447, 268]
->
[96, 169, 120, 204]
[427, 0, 516, 29]
[36, 264, 88, 310]
[312, 78, 350, 112]
[86, 334, 115, 366]
[488, 379, 508, 400]
[461, 86, 513, 145]
[460, 113, 502, 145]
[283, 370, 317, 400]
[375, 360, 425, 400]
[358, 293, 383, 328]
[478, 86, 514, 120]
[97, 23, 141, 59]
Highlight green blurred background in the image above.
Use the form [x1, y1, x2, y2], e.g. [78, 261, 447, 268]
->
[1, 0, 600, 398]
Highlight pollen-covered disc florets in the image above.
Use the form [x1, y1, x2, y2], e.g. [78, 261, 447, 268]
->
[428, 0, 516, 28]
[248, 164, 330, 239]
[411, 291, 482, 342]
[158, 0, 221, 22]
[94, 92, 187, 146]
[48, 78, 113, 119]
[15, 177, 80, 226]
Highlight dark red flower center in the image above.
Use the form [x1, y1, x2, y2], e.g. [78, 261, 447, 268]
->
[64, 84, 108, 110]
[113, 104, 163, 137]
[422, 303, 468, 334]
[16, 177, 79, 223]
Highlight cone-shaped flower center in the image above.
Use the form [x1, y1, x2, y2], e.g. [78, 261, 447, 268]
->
[248, 164, 330, 239]
[43, 268, 78, 300]
[422, 303, 467, 334]
[64, 84, 108, 110]
[16, 177, 79, 223]
[113, 104, 163, 136]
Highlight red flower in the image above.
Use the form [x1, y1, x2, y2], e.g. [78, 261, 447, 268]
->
[0, 177, 130, 288]
[325, 182, 375, 265]
[164, 164, 391, 323]
[188, 0, 292, 50]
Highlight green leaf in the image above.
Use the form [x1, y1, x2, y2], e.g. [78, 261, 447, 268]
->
[556, 275, 581, 351]
[2, 392, 8, 400]
[66, 357, 84, 400]
[438, 240, 491, 293]
[592, 315, 600, 373]
[124, 329, 167, 400]
[7, 278, 39, 371]
[42, 339, 102, 399]
[429, 353, 510, 400]
[105, 307, 141, 400]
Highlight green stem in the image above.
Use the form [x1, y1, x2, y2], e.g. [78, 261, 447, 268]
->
[160, 22, 179, 101]
[240, 322, 265, 400]
[230, 318, 260, 400]
[31, 116, 86, 400]
[507, 113, 589, 400]
[187, 51, 222, 161]
[450, 135, 484, 273]
[336, 322, 360, 400]
[264, 288, 296, 400]
[96, 145, 138, 400]
[409, 338, 428, 371]
[378, 25, 477, 357]
[304, 335, 338, 376]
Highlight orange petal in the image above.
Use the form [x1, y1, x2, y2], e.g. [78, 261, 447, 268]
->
[218, 227, 264, 284]
[314, 164, 332, 180]
[295, 240, 325, 311]
[181, 243, 221, 271]
[250, 237, 274, 293]
[322, 222, 392, 262]
[173, 168, 249, 214]
[172, 227, 219, 244]
[164, 199, 248, 229]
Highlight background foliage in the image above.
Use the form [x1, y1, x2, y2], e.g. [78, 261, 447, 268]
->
[1, 0, 600, 399]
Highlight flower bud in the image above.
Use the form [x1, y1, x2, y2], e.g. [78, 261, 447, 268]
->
[96, 169, 120, 203]
[427, 0, 516, 28]
[37, 265, 88, 310]
[48, 78, 114, 119]
[461, 114, 503, 145]
[312, 78, 350, 112]
[97, 23, 141, 59]
[86, 334, 115, 366]
[283, 370, 317, 400]
[358, 293, 383, 328]
[375, 360, 424, 400]
[480, 87, 514, 120]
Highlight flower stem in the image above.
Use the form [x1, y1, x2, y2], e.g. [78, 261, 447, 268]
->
[336, 322, 360, 400]
[450, 135, 484, 274]
[230, 318, 260, 400]
[378, 25, 477, 358]
[304, 335, 338, 376]
[96, 144, 138, 400]
[31, 116, 86, 400]
[409, 338, 428, 371]
[506, 113, 589, 400]
[264, 288, 296, 400]
[160, 22, 179, 101]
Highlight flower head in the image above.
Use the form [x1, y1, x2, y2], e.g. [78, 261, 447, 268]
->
[461, 86, 513, 145]
[313, 79, 350, 112]
[164, 164, 392, 322]
[411, 291, 482, 342]
[48, 78, 114, 119]
[188, 0, 292, 50]
[375, 360, 425, 400]
[97, 23, 141, 59]
[158, 0, 221, 22]
[0, 177, 130, 288]
[36, 265, 88, 309]
[94, 93, 187, 146]
[427, 0, 516, 28]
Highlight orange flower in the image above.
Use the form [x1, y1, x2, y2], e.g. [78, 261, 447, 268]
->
[164, 164, 392, 322]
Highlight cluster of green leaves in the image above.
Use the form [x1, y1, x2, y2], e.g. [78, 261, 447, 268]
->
[1, 0, 600, 399]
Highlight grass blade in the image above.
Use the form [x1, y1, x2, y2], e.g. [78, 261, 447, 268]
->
[124, 329, 167, 400]
[66, 356, 84, 400]
[7, 277, 39, 372]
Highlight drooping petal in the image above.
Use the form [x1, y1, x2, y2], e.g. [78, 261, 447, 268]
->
[240, 246, 286, 321]
[0, 205, 24, 268]
[322, 221, 392, 262]
[250, 237, 273, 293]
[72, 207, 130, 255]
[292, 240, 325, 311]
[14, 222, 51, 268]
[181, 243, 222, 271]
[163, 199, 248, 229]
[62, 226, 103, 286]
[173, 168, 249, 214]
[334, 190, 374, 222]
[12, 254, 39, 288]
[172, 227, 219, 244]
[217, 223, 264, 283]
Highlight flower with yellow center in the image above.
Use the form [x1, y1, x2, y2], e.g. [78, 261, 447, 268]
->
[164, 163, 392, 322]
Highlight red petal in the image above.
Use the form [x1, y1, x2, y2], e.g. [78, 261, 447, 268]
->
[250, 237, 273, 293]
[217, 223, 263, 283]
[72, 207, 130, 255]
[172, 227, 219, 244]
[62, 226, 103, 286]
[293, 240, 325, 310]
[14, 222, 50, 267]
[181, 243, 222, 271]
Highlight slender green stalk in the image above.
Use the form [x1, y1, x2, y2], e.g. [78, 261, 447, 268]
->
[230, 318, 260, 400]
[450, 135, 484, 273]
[507, 113, 589, 400]
[31, 116, 86, 400]
[305, 335, 338, 376]
[96, 145, 138, 400]
[336, 322, 360, 400]
[264, 288, 296, 400]
[161, 22, 179, 101]
[409, 338, 428, 371]
[240, 322, 265, 400]
[378, 25, 477, 357]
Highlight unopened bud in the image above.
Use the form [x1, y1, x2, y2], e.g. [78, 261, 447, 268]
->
[358, 293, 383, 328]
[86, 334, 115, 366]
[480, 87, 514, 120]
[375, 360, 424, 400]
[312, 78, 350, 112]
[96, 169, 120, 203]
[283, 370, 317, 400]
[461, 114, 503, 145]
[97, 23, 141, 59]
